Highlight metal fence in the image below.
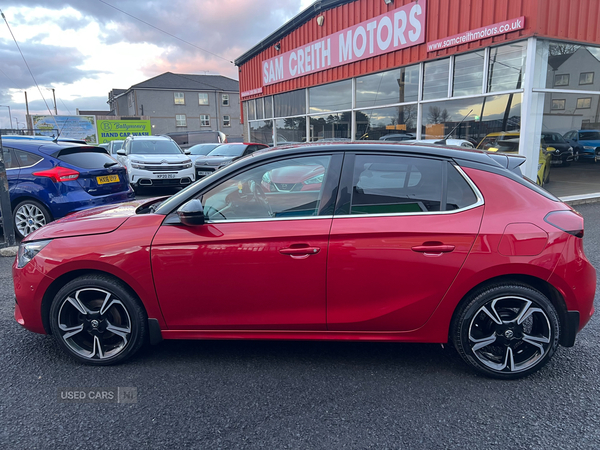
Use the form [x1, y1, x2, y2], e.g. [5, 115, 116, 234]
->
[0, 133, 18, 248]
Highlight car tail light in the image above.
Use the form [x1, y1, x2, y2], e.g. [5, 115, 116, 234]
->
[33, 166, 80, 182]
[544, 210, 584, 238]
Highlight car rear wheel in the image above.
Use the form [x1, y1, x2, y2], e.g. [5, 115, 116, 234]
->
[13, 200, 52, 238]
[49, 275, 147, 365]
[451, 283, 560, 379]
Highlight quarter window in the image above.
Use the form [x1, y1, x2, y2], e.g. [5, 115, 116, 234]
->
[14, 149, 43, 167]
[201, 155, 331, 221]
[174, 92, 185, 105]
[176, 115, 187, 127]
[200, 115, 211, 126]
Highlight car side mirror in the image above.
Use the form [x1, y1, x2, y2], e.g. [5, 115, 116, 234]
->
[184, 149, 191, 155]
[117, 149, 126, 156]
[177, 199, 205, 226]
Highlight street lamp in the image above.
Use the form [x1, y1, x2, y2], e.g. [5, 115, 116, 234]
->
[0, 105, 12, 129]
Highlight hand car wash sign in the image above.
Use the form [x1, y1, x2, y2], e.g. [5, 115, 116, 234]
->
[262, 1, 426, 86]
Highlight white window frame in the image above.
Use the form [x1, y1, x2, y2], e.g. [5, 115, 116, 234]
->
[176, 114, 187, 127]
[223, 115, 231, 127]
[222, 94, 230, 106]
[200, 114, 211, 127]
[174, 92, 185, 105]
[199, 93, 209, 105]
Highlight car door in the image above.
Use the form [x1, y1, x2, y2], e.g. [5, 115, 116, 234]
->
[327, 153, 484, 331]
[151, 153, 342, 330]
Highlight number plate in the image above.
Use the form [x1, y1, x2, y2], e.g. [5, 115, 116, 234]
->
[156, 174, 176, 179]
[197, 171, 212, 176]
[97, 175, 120, 184]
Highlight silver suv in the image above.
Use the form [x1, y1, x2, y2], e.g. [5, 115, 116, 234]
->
[117, 135, 194, 191]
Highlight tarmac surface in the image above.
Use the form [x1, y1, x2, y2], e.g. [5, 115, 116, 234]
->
[0, 202, 599, 449]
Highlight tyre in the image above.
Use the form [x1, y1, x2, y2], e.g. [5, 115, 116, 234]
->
[49, 274, 147, 365]
[13, 199, 52, 238]
[451, 283, 560, 379]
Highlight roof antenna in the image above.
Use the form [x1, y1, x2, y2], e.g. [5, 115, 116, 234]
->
[53, 117, 70, 143]
[435, 109, 473, 145]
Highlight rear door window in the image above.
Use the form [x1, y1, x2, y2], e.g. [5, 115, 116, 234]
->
[348, 155, 478, 214]
[2, 147, 19, 169]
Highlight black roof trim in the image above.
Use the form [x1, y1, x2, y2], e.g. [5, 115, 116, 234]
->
[235, 0, 356, 66]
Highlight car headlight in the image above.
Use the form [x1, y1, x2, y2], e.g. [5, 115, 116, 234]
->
[583, 146, 594, 150]
[184, 162, 192, 168]
[17, 240, 52, 268]
[130, 161, 143, 169]
[303, 174, 324, 185]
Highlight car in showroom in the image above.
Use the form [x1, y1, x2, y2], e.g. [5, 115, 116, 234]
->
[563, 130, 600, 162]
[540, 132, 575, 166]
[477, 132, 552, 186]
[13, 142, 595, 379]
[116, 135, 194, 192]
[0, 136, 133, 238]
[194, 142, 269, 180]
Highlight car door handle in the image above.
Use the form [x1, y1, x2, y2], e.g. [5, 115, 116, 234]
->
[411, 244, 455, 253]
[279, 246, 321, 257]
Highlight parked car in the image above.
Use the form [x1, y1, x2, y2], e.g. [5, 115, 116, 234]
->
[116, 135, 194, 192]
[97, 143, 109, 151]
[0, 137, 133, 238]
[194, 143, 269, 180]
[404, 138, 475, 148]
[378, 133, 416, 142]
[477, 132, 552, 186]
[187, 143, 222, 165]
[540, 132, 574, 166]
[14, 142, 595, 379]
[563, 130, 600, 162]
[106, 140, 125, 157]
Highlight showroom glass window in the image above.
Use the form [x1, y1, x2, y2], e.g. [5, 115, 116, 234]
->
[274, 90, 306, 117]
[453, 51, 484, 97]
[265, 96, 273, 118]
[255, 98, 264, 120]
[200, 155, 332, 221]
[247, 100, 256, 121]
[487, 41, 527, 92]
[355, 106, 417, 140]
[356, 65, 420, 108]
[275, 117, 306, 144]
[249, 120, 273, 145]
[309, 80, 352, 113]
[310, 113, 350, 142]
[423, 58, 450, 100]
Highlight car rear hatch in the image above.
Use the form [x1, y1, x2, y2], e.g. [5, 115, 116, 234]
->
[51, 146, 130, 196]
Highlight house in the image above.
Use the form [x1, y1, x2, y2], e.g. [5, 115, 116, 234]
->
[108, 72, 242, 138]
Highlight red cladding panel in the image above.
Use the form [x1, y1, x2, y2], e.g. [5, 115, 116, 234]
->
[238, 0, 600, 98]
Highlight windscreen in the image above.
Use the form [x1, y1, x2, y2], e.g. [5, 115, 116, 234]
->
[57, 148, 119, 169]
[579, 131, 600, 140]
[130, 140, 183, 155]
[190, 144, 220, 155]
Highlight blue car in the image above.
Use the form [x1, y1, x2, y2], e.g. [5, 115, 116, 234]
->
[1, 137, 134, 238]
[563, 130, 600, 162]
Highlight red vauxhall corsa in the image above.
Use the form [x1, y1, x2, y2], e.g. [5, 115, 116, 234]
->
[13, 143, 596, 379]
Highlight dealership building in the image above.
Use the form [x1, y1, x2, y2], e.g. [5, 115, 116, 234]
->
[235, 0, 600, 199]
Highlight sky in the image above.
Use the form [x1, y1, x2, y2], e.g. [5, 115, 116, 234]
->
[0, 0, 316, 129]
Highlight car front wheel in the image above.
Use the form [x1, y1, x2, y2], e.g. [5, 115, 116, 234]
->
[49, 275, 147, 365]
[13, 200, 52, 238]
[451, 283, 560, 379]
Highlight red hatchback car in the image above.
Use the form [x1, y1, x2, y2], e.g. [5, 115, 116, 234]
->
[13, 143, 596, 378]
